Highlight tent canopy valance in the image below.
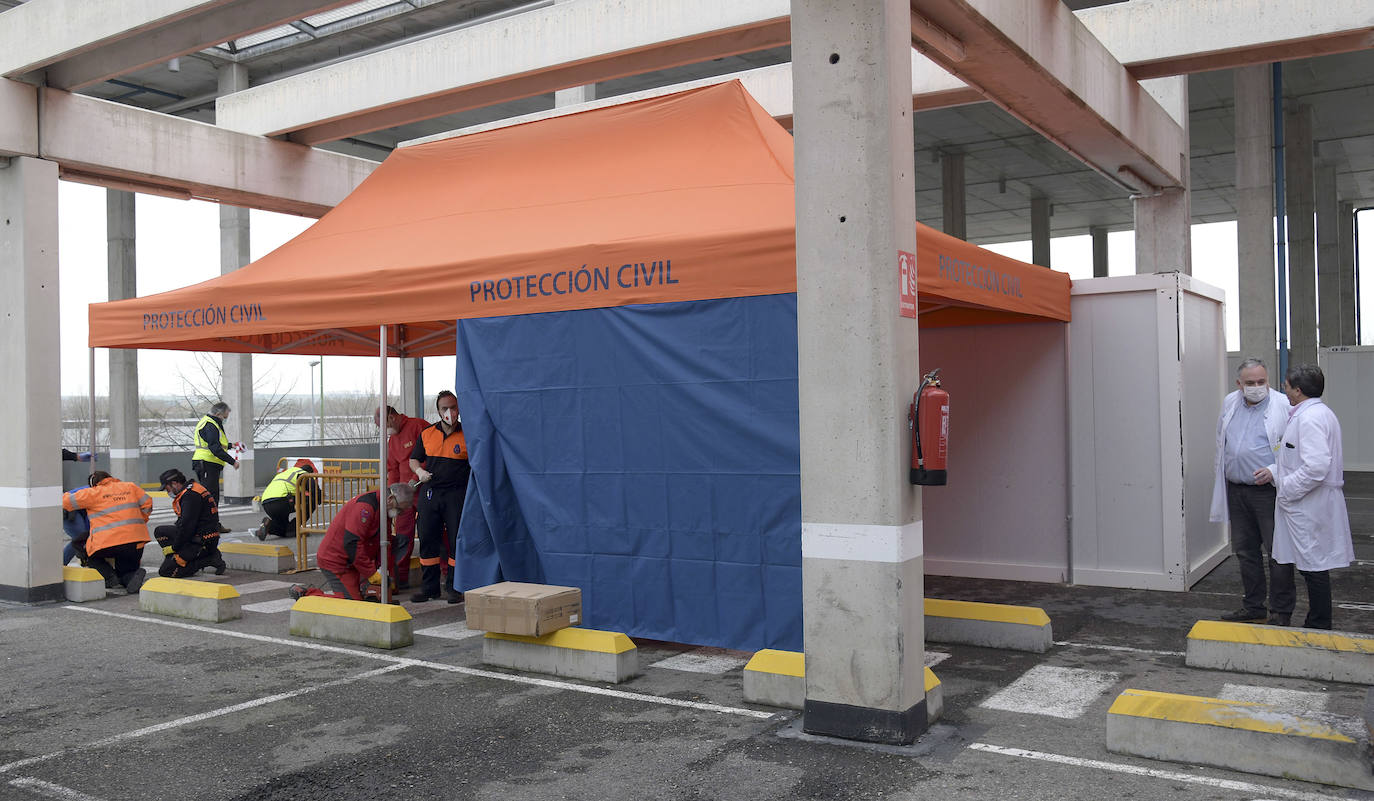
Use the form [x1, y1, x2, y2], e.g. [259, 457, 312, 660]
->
[88, 81, 1068, 356]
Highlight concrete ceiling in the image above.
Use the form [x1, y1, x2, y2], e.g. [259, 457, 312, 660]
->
[6, 0, 1371, 244]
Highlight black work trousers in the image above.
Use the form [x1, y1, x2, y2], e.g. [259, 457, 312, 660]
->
[262, 497, 295, 538]
[192, 460, 224, 505]
[1299, 569, 1333, 630]
[417, 484, 465, 597]
[81, 541, 145, 588]
[153, 524, 221, 578]
[1225, 481, 1295, 617]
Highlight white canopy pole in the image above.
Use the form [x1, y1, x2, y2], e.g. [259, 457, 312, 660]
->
[88, 348, 97, 472]
[379, 325, 390, 604]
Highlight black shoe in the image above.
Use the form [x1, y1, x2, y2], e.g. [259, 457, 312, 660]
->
[253, 524, 268, 541]
[124, 568, 147, 595]
[1265, 614, 1291, 626]
[446, 591, 464, 605]
[212, 557, 227, 576]
[288, 584, 308, 600]
[1219, 608, 1267, 624]
[410, 591, 438, 603]
[217, 524, 232, 534]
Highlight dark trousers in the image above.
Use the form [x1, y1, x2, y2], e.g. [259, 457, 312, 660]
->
[192, 460, 224, 505]
[262, 497, 295, 538]
[153, 524, 221, 578]
[417, 484, 465, 597]
[1225, 481, 1295, 616]
[1299, 569, 1333, 629]
[83, 542, 145, 587]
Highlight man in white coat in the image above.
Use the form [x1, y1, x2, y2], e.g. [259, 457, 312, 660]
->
[1209, 358, 1293, 624]
[1254, 364, 1354, 630]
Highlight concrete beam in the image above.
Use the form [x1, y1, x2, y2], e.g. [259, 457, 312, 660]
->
[1078, 0, 1374, 80]
[0, 82, 377, 217]
[217, 0, 792, 144]
[909, 0, 1186, 191]
[1, 0, 355, 90]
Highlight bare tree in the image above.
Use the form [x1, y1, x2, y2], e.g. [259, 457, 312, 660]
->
[61, 394, 108, 449]
[139, 353, 299, 448]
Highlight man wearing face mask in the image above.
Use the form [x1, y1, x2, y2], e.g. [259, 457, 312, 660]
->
[191, 401, 239, 534]
[374, 405, 429, 588]
[291, 483, 415, 601]
[1253, 364, 1354, 630]
[1209, 358, 1292, 625]
[408, 390, 469, 604]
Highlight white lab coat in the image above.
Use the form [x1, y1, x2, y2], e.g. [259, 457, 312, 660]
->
[1272, 398, 1354, 572]
[1209, 387, 1289, 523]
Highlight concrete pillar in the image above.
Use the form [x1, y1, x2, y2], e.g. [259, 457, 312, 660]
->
[554, 0, 595, 109]
[941, 151, 965, 241]
[106, 190, 140, 483]
[1314, 163, 1340, 349]
[0, 157, 63, 603]
[1090, 226, 1108, 278]
[401, 359, 424, 419]
[1134, 77, 1191, 276]
[1284, 104, 1317, 368]
[1233, 65, 1277, 371]
[216, 63, 254, 503]
[793, 0, 925, 745]
[1030, 196, 1050, 267]
[1338, 202, 1357, 345]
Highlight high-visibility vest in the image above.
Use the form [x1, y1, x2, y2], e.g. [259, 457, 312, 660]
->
[192, 414, 230, 465]
[62, 477, 152, 554]
[262, 466, 306, 501]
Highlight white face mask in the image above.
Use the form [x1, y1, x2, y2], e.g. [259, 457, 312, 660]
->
[442, 409, 457, 425]
[1242, 385, 1267, 404]
[386, 426, 398, 436]
[387, 506, 399, 519]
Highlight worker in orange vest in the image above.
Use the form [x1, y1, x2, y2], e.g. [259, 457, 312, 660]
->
[62, 471, 152, 593]
[154, 468, 227, 577]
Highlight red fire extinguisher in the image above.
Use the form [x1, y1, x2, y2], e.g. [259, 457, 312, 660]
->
[909, 368, 948, 485]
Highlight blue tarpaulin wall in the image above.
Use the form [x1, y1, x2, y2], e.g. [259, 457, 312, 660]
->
[453, 294, 802, 651]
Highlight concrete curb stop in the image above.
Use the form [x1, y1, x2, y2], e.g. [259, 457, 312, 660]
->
[482, 628, 638, 683]
[289, 596, 413, 649]
[924, 598, 1053, 653]
[742, 649, 944, 725]
[63, 565, 106, 602]
[219, 542, 295, 574]
[139, 576, 241, 622]
[1185, 620, 1374, 684]
[1107, 688, 1374, 791]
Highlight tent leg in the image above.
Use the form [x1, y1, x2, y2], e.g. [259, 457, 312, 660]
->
[88, 348, 97, 471]
[379, 325, 390, 605]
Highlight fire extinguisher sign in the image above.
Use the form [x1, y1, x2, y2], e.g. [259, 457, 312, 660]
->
[898, 250, 917, 318]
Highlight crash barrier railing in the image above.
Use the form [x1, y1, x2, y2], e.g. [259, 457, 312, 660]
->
[288, 466, 381, 573]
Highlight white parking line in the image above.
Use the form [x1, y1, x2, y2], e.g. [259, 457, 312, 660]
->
[967, 742, 1342, 801]
[979, 665, 1120, 719]
[924, 650, 951, 667]
[231, 580, 295, 596]
[1054, 641, 1185, 657]
[415, 621, 485, 640]
[64, 606, 776, 721]
[9, 777, 109, 801]
[650, 651, 748, 674]
[0, 664, 407, 775]
[242, 598, 298, 614]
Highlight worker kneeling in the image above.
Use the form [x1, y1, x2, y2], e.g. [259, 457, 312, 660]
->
[154, 468, 227, 578]
[291, 483, 414, 601]
[63, 471, 153, 593]
[255, 459, 321, 541]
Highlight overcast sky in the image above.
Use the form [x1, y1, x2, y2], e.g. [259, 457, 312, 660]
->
[57, 180, 1370, 398]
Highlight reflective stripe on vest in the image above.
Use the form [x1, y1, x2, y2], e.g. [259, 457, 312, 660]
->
[261, 467, 305, 501]
[172, 481, 219, 519]
[192, 414, 229, 465]
[79, 478, 151, 553]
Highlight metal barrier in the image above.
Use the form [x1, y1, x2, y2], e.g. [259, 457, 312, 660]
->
[277, 456, 382, 478]
[289, 469, 381, 572]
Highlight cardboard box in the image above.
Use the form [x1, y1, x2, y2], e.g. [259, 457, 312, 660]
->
[465, 582, 582, 637]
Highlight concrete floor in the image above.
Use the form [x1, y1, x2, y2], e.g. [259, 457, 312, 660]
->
[6, 492, 1371, 801]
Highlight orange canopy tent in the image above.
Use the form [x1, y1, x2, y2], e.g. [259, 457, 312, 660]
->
[88, 80, 1068, 355]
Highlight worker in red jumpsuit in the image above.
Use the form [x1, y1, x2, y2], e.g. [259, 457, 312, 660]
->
[375, 404, 429, 588]
[290, 482, 414, 601]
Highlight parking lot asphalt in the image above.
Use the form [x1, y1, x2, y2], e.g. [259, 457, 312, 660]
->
[5, 490, 1371, 801]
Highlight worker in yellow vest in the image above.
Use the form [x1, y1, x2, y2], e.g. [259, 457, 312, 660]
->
[192, 401, 238, 533]
[255, 459, 322, 541]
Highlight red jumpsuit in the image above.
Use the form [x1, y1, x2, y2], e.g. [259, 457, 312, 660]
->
[314, 491, 382, 600]
[387, 414, 428, 585]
